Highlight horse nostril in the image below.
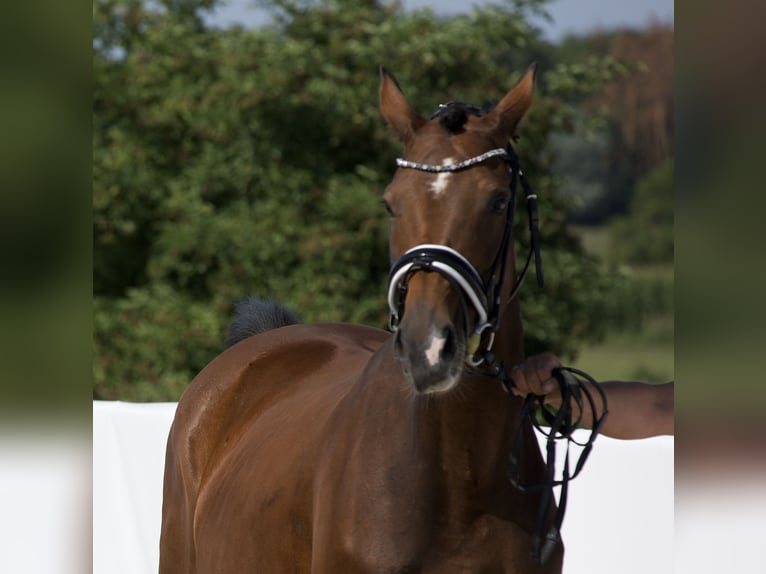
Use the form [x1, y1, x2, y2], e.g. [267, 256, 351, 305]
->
[440, 327, 456, 364]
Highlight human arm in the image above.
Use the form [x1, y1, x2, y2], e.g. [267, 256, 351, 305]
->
[509, 352, 674, 439]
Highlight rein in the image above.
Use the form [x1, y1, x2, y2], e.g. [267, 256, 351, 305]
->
[386, 127, 607, 564]
[497, 364, 609, 563]
[516, 368, 608, 563]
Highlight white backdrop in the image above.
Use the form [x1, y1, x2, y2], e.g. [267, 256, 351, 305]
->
[93, 400, 673, 574]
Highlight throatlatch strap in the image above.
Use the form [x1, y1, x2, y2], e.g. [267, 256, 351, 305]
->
[520, 171, 544, 289]
[505, 143, 544, 291]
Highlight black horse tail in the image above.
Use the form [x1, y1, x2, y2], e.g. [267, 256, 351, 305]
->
[225, 297, 301, 348]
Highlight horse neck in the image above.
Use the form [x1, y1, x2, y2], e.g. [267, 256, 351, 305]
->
[485, 240, 526, 371]
[412, 382, 521, 513]
[450, 251, 530, 472]
[491, 289, 525, 370]
[417, 299, 526, 497]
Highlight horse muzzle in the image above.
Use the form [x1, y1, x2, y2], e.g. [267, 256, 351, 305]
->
[387, 244, 495, 389]
[392, 302, 466, 394]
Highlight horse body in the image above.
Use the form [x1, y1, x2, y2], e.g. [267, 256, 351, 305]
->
[161, 66, 564, 572]
[161, 323, 559, 573]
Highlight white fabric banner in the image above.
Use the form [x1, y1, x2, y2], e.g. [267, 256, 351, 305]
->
[93, 400, 673, 574]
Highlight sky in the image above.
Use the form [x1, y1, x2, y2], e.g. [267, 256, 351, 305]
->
[206, 0, 674, 40]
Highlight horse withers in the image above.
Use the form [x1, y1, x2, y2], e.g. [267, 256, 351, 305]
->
[159, 65, 562, 573]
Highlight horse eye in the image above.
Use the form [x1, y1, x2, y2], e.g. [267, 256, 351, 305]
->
[489, 193, 508, 215]
[382, 199, 395, 217]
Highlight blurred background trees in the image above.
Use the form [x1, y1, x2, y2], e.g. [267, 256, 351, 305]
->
[93, 0, 673, 401]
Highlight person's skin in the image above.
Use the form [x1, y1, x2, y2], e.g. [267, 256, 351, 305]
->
[508, 352, 674, 439]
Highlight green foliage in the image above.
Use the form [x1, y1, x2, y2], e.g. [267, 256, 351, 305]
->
[607, 158, 674, 265]
[93, 284, 221, 401]
[94, 0, 629, 401]
[572, 268, 674, 382]
[595, 269, 673, 334]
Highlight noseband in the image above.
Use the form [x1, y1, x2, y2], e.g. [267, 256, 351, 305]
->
[386, 143, 544, 366]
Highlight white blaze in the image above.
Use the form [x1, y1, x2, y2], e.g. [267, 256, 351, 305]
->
[430, 158, 455, 195]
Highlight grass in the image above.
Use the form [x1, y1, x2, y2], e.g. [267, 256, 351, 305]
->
[569, 224, 674, 384]
[575, 334, 674, 383]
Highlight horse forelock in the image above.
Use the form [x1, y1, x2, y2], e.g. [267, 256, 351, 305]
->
[432, 100, 497, 135]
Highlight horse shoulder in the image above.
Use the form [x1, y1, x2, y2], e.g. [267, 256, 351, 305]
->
[161, 323, 390, 572]
[169, 324, 386, 476]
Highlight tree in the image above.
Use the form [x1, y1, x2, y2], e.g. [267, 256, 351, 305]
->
[549, 24, 674, 224]
[607, 158, 674, 265]
[94, 0, 623, 401]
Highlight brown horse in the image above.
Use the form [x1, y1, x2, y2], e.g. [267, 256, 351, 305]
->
[159, 65, 563, 573]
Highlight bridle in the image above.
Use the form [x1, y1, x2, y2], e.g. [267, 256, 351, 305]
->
[387, 141, 544, 366]
[384, 110, 608, 564]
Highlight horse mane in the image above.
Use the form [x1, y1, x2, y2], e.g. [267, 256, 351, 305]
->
[432, 100, 496, 135]
[225, 297, 301, 347]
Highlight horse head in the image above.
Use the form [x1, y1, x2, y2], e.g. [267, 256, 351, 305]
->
[380, 65, 536, 395]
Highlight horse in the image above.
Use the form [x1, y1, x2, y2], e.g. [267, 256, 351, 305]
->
[159, 65, 565, 573]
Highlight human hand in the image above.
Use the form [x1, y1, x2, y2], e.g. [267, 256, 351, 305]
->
[508, 351, 562, 399]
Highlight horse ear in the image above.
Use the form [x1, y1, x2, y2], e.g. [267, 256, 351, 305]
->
[379, 67, 426, 143]
[483, 63, 537, 140]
